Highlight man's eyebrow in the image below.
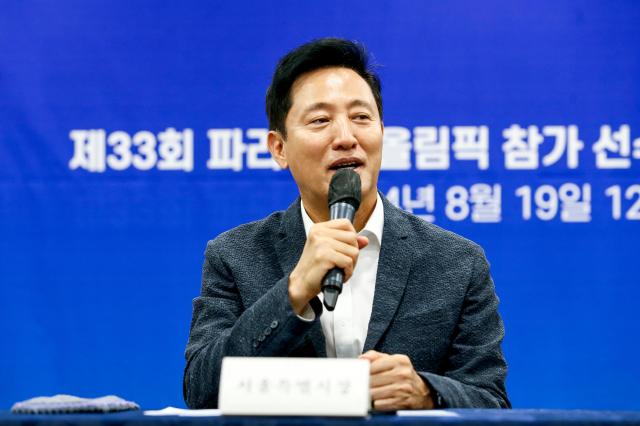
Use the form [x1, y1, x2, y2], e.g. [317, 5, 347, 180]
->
[347, 99, 374, 110]
[301, 102, 332, 115]
[300, 99, 375, 115]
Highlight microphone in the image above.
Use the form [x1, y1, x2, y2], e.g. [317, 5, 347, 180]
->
[321, 168, 361, 311]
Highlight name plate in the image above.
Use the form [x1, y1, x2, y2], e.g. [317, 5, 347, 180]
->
[219, 357, 370, 416]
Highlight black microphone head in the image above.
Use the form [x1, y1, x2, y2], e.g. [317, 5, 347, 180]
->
[328, 168, 361, 210]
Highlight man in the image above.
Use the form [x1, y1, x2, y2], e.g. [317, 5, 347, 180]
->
[184, 38, 509, 410]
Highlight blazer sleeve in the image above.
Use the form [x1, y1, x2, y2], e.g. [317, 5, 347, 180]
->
[418, 246, 510, 408]
[183, 239, 321, 409]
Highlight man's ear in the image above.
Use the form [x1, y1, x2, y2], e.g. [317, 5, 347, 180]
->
[268, 130, 289, 169]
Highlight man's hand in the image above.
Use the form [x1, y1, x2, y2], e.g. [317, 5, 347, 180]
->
[288, 219, 368, 314]
[359, 350, 435, 411]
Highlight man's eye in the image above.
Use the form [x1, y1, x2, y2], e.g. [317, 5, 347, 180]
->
[353, 114, 371, 121]
[309, 117, 329, 125]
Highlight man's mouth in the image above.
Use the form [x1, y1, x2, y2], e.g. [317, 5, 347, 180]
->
[328, 158, 364, 171]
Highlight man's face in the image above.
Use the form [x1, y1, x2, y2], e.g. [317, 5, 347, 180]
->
[271, 67, 383, 213]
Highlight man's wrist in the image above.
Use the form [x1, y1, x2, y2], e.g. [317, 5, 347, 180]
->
[420, 374, 445, 409]
[287, 273, 311, 315]
[415, 373, 435, 409]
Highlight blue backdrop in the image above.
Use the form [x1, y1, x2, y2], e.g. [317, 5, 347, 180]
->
[1, 0, 639, 410]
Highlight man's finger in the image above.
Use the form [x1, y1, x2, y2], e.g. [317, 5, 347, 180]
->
[369, 373, 396, 388]
[325, 218, 356, 232]
[368, 356, 397, 375]
[372, 397, 400, 411]
[328, 239, 360, 260]
[328, 251, 354, 274]
[357, 235, 369, 249]
[313, 228, 359, 246]
[359, 349, 383, 362]
[370, 383, 405, 401]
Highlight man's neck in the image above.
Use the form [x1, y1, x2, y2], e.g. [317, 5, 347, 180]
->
[302, 191, 378, 232]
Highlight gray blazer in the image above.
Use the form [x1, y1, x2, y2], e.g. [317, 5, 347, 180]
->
[184, 196, 509, 409]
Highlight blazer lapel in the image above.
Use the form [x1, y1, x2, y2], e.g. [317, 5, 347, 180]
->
[274, 198, 327, 357]
[363, 196, 413, 352]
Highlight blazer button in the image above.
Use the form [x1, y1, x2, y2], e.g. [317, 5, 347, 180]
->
[270, 320, 278, 329]
[252, 341, 258, 348]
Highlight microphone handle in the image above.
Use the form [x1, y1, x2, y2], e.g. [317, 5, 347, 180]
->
[329, 201, 357, 221]
[322, 202, 357, 311]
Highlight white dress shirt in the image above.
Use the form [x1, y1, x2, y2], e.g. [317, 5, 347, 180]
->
[300, 193, 384, 358]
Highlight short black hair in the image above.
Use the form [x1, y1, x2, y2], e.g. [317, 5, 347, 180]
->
[266, 37, 383, 137]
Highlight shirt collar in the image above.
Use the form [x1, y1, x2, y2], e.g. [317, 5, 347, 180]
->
[300, 192, 384, 245]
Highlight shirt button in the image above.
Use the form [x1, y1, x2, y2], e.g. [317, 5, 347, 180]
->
[264, 327, 272, 336]
[270, 320, 279, 329]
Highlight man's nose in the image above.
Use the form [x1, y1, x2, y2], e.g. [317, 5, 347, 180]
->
[331, 117, 358, 150]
